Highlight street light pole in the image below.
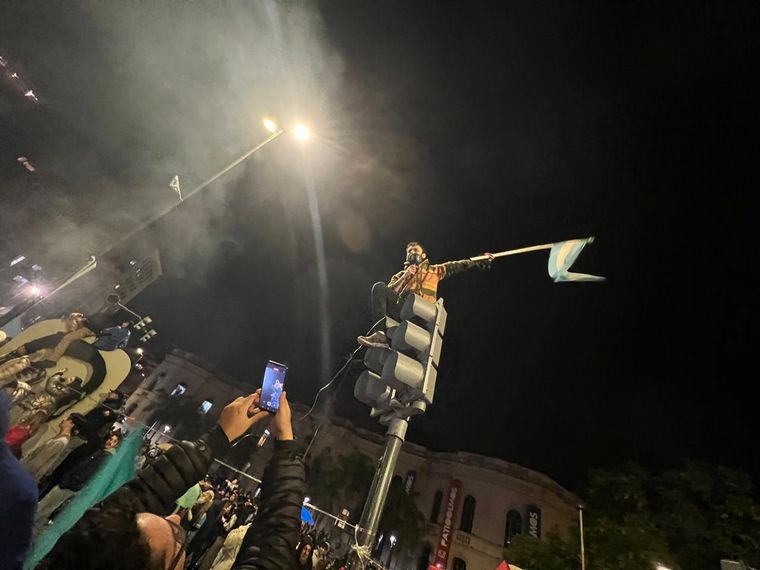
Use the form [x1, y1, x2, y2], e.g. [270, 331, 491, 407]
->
[579, 505, 586, 570]
[102, 128, 284, 258]
[352, 417, 408, 564]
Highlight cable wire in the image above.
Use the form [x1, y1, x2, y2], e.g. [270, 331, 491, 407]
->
[298, 316, 383, 421]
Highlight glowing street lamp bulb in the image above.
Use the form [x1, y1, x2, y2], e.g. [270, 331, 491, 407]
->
[293, 123, 311, 141]
[30, 285, 41, 296]
[262, 118, 278, 133]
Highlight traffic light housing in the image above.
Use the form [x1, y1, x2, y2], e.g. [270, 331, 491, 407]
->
[354, 294, 447, 423]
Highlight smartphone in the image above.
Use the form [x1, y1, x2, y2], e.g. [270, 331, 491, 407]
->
[259, 360, 287, 413]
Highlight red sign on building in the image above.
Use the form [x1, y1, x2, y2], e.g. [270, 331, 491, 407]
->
[430, 478, 462, 569]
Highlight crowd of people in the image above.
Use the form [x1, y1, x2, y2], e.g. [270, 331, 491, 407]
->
[1, 371, 320, 569]
[0, 307, 378, 569]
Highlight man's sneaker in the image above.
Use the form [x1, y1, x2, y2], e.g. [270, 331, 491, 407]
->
[357, 331, 389, 349]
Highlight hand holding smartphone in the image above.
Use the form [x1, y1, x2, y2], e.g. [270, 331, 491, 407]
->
[259, 360, 287, 414]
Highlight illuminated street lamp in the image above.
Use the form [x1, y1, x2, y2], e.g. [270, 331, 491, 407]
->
[293, 123, 311, 142]
[262, 118, 279, 134]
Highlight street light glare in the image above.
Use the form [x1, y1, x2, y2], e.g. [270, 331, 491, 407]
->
[293, 123, 311, 141]
[262, 118, 278, 133]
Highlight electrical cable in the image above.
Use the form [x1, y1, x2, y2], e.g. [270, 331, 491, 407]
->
[298, 316, 384, 421]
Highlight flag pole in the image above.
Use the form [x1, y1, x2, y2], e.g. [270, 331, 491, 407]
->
[469, 236, 595, 262]
[579, 505, 586, 570]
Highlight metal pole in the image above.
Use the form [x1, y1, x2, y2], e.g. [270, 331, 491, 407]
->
[468, 236, 595, 262]
[352, 417, 408, 565]
[579, 505, 586, 570]
[99, 129, 284, 258]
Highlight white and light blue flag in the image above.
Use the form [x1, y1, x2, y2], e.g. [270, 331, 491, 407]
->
[547, 238, 605, 283]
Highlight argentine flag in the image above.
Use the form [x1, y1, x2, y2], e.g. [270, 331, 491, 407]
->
[548, 237, 605, 283]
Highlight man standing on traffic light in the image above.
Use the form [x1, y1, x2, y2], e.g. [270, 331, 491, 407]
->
[358, 241, 494, 348]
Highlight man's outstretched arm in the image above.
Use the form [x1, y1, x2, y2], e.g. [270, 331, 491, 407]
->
[436, 253, 494, 279]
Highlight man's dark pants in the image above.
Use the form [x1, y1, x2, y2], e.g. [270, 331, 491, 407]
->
[370, 282, 407, 331]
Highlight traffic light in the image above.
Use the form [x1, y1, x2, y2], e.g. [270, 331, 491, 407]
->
[133, 316, 153, 330]
[139, 329, 158, 343]
[354, 294, 447, 423]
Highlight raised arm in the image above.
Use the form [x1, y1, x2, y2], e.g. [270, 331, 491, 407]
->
[104, 392, 268, 515]
[233, 392, 305, 569]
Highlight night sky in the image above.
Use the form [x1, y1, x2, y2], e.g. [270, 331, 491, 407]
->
[1, 1, 757, 489]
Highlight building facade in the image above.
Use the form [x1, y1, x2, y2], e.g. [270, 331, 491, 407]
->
[292, 410, 579, 570]
[125, 348, 249, 438]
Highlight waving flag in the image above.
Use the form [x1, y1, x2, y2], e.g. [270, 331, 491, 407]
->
[548, 238, 605, 283]
[26, 428, 145, 568]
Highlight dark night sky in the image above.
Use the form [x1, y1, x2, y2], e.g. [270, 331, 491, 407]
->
[1, 1, 758, 489]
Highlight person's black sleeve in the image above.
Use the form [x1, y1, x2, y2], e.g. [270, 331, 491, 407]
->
[233, 440, 305, 569]
[101, 425, 230, 515]
[438, 258, 490, 279]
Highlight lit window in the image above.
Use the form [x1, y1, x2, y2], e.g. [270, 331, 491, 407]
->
[199, 400, 213, 414]
[170, 383, 187, 397]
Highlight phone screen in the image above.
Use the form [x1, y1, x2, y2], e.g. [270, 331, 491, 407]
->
[260, 360, 287, 413]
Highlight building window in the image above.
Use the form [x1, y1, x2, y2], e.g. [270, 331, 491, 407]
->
[505, 509, 523, 546]
[199, 400, 213, 414]
[170, 383, 187, 397]
[430, 490, 443, 523]
[453, 558, 467, 570]
[460, 495, 476, 533]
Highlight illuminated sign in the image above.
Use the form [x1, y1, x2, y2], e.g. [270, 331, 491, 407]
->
[432, 479, 462, 569]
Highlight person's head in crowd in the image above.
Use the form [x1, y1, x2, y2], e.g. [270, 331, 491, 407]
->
[317, 540, 330, 558]
[120, 321, 131, 329]
[297, 539, 313, 567]
[103, 431, 122, 451]
[58, 416, 77, 435]
[222, 500, 236, 514]
[66, 312, 89, 332]
[106, 390, 124, 402]
[39, 505, 187, 570]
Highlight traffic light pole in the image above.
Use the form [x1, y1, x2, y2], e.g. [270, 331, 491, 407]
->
[352, 416, 409, 565]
